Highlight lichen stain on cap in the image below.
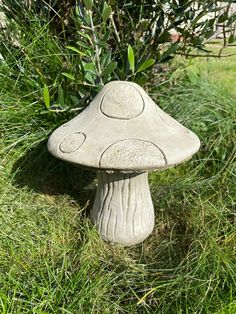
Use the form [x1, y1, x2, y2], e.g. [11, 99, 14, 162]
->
[100, 83, 144, 119]
[99, 139, 167, 169]
[59, 132, 86, 153]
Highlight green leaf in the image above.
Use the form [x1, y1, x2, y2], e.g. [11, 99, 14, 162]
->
[137, 59, 155, 73]
[43, 84, 50, 109]
[85, 72, 95, 84]
[83, 62, 96, 74]
[128, 45, 135, 73]
[157, 30, 171, 43]
[70, 95, 80, 106]
[218, 12, 229, 23]
[58, 85, 64, 107]
[226, 13, 236, 27]
[83, 0, 94, 11]
[228, 33, 235, 44]
[66, 46, 86, 56]
[76, 41, 91, 50]
[208, 5, 228, 13]
[101, 52, 111, 68]
[102, 31, 110, 43]
[62, 72, 75, 80]
[102, 61, 117, 79]
[94, 39, 107, 48]
[102, 2, 112, 22]
[77, 31, 91, 40]
[160, 43, 179, 62]
[196, 46, 212, 53]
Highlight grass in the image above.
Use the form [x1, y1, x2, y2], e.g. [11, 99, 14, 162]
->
[0, 22, 236, 314]
[184, 43, 236, 98]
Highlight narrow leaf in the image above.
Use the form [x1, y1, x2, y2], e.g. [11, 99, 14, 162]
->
[102, 3, 112, 22]
[77, 31, 91, 40]
[85, 72, 95, 84]
[160, 43, 179, 62]
[58, 85, 64, 107]
[137, 59, 155, 73]
[208, 5, 228, 13]
[83, 0, 94, 11]
[70, 95, 80, 106]
[218, 12, 229, 23]
[43, 84, 50, 109]
[62, 72, 75, 80]
[66, 46, 86, 56]
[76, 41, 91, 50]
[101, 52, 111, 68]
[228, 33, 235, 44]
[102, 61, 117, 79]
[128, 45, 135, 73]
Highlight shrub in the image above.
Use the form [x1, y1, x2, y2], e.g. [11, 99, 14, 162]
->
[1, 0, 236, 113]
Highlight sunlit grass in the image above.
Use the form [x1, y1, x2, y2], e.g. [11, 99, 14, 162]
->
[0, 29, 235, 314]
[184, 42, 236, 98]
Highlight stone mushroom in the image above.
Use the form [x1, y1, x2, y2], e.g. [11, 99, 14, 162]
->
[47, 81, 200, 246]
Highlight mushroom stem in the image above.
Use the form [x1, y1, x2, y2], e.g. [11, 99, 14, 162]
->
[91, 171, 155, 246]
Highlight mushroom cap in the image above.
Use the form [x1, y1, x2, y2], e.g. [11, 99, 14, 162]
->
[47, 81, 200, 172]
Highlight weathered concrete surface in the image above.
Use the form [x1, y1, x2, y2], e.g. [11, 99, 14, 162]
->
[48, 81, 200, 246]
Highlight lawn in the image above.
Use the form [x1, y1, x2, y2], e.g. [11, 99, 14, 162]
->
[0, 42, 236, 313]
[184, 44, 236, 98]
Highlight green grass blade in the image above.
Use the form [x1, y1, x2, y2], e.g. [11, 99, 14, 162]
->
[43, 84, 50, 109]
[128, 44, 135, 73]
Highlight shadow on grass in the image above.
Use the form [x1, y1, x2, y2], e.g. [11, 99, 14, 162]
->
[11, 140, 96, 215]
[11, 140, 197, 268]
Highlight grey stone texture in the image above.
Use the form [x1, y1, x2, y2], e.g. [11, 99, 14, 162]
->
[48, 81, 200, 246]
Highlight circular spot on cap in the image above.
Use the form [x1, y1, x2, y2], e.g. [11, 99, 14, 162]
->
[59, 132, 86, 153]
[100, 84, 144, 119]
[100, 139, 167, 169]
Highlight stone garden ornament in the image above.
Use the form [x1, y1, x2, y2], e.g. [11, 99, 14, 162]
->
[48, 81, 200, 246]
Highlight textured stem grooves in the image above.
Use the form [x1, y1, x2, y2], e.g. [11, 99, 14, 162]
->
[90, 171, 155, 246]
